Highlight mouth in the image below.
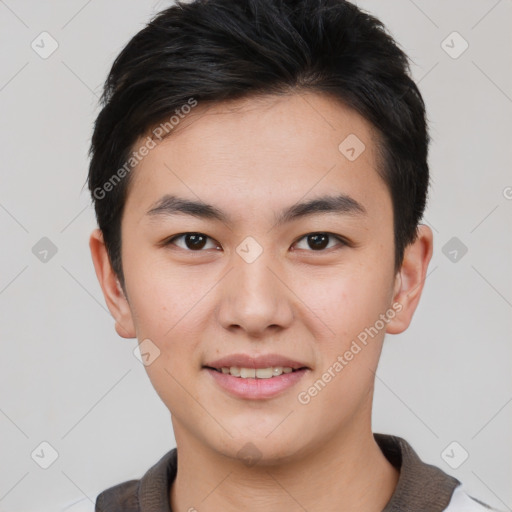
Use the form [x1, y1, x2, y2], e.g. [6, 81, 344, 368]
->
[202, 353, 311, 399]
[203, 365, 308, 379]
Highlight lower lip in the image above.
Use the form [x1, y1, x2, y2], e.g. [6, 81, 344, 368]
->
[204, 368, 308, 400]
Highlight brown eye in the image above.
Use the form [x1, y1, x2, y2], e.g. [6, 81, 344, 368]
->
[307, 233, 329, 250]
[166, 233, 219, 251]
[294, 232, 345, 251]
[183, 233, 207, 250]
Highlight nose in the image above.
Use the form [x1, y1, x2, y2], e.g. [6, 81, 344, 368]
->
[215, 248, 294, 337]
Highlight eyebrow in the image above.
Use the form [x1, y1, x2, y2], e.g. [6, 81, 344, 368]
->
[146, 193, 366, 226]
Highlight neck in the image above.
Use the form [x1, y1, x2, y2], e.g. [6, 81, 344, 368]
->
[170, 420, 399, 512]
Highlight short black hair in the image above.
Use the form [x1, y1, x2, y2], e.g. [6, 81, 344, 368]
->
[88, 0, 429, 286]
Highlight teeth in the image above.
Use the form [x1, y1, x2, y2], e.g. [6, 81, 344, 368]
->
[240, 368, 256, 378]
[218, 366, 298, 378]
[255, 368, 272, 379]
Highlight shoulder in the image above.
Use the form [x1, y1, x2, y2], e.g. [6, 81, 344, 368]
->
[445, 485, 504, 512]
[95, 479, 141, 511]
[92, 448, 177, 511]
[373, 433, 500, 512]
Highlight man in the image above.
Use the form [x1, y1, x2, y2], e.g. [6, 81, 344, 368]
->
[86, 0, 497, 510]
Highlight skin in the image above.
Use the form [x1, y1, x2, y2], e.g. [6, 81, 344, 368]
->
[90, 92, 433, 512]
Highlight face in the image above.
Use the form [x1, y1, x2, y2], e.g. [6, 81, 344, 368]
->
[91, 92, 431, 465]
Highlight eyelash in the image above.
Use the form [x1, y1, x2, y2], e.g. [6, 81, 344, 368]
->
[163, 232, 348, 253]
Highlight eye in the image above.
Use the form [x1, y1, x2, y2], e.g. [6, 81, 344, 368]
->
[163, 232, 347, 252]
[293, 232, 346, 251]
[164, 232, 221, 251]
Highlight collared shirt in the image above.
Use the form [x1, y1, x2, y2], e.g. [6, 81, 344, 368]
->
[65, 433, 498, 511]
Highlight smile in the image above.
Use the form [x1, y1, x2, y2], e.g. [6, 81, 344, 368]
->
[206, 366, 304, 379]
[203, 366, 309, 399]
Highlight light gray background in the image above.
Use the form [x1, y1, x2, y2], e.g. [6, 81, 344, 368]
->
[0, 1, 511, 511]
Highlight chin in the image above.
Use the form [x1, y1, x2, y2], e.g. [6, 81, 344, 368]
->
[213, 433, 305, 467]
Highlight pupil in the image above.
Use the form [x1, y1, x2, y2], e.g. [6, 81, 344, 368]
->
[308, 233, 328, 250]
[186, 233, 206, 250]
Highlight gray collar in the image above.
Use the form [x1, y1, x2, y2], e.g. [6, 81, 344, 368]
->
[95, 433, 461, 511]
[375, 433, 460, 511]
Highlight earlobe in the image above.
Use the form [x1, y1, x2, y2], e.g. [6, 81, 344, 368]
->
[89, 229, 136, 339]
[386, 224, 433, 335]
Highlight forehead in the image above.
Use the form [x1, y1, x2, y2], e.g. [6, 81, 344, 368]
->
[124, 92, 389, 221]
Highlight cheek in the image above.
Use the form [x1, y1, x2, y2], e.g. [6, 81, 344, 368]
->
[124, 263, 209, 404]
[122, 242, 204, 336]
[302, 266, 394, 343]
[301, 273, 391, 415]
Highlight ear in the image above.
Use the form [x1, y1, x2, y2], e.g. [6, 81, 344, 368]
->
[386, 224, 433, 334]
[89, 229, 136, 339]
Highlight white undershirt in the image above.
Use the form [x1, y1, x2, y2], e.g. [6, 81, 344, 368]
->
[444, 485, 502, 511]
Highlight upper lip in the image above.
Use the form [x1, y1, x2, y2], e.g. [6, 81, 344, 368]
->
[203, 353, 310, 370]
